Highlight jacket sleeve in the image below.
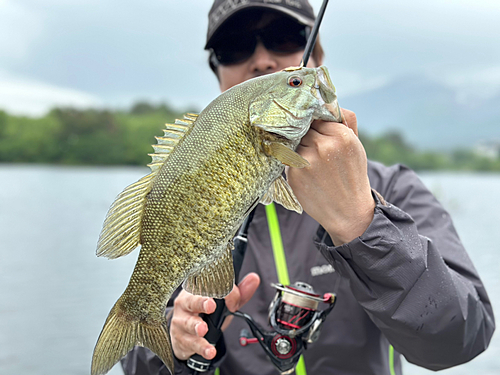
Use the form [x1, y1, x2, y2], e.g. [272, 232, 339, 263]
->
[315, 163, 495, 370]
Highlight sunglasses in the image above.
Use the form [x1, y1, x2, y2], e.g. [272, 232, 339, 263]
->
[210, 18, 310, 66]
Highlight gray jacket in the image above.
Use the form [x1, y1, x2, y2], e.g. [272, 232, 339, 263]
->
[121, 161, 495, 374]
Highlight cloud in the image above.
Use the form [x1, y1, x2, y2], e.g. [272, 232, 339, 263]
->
[428, 66, 500, 104]
[0, 0, 498, 116]
[0, 71, 102, 116]
[0, 0, 44, 62]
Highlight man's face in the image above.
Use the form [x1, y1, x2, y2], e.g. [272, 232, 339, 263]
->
[211, 10, 320, 92]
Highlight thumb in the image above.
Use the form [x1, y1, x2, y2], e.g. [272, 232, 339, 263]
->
[341, 108, 358, 137]
[237, 272, 260, 308]
[224, 272, 260, 313]
[221, 273, 260, 332]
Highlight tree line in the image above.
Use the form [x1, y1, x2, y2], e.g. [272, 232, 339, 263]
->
[1, 103, 499, 171]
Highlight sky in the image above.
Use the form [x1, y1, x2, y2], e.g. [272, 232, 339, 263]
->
[0, 0, 499, 117]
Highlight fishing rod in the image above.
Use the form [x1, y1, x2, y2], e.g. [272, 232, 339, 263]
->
[187, 1, 331, 373]
[301, 0, 329, 67]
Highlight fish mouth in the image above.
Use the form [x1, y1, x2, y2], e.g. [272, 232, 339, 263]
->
[313, 66, 342, 122]
[318, 66, 334, 96]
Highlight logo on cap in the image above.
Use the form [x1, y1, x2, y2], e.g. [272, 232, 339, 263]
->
[209, 0, 250, 34]
[264, 0, 303, 8]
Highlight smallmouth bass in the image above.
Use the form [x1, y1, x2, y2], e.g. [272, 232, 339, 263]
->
[91, 66, 342, 375]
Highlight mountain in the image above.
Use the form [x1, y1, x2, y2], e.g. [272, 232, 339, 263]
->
[340, 75, 500, 150]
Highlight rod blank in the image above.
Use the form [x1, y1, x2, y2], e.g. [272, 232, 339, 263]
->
[301, 0, 329, 67]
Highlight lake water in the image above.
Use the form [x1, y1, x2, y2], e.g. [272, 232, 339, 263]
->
[0, 165, 498, 375]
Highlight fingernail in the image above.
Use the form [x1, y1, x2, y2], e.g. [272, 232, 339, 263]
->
[205, 347, 213, 358]
[194, 322, 201, 335]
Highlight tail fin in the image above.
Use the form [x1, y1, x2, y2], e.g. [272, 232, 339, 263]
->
[91, 302, 174, 375]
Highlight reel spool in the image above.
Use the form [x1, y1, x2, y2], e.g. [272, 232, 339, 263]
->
[269, 282, 336, 341]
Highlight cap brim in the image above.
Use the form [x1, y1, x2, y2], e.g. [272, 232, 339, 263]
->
[205, 4, 315, 50]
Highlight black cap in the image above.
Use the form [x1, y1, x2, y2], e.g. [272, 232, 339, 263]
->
[205, 0, 315, 49]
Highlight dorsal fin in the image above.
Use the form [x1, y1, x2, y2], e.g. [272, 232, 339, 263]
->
[184, 113, 199, 121]
[147, 113, 198, 171]
[96, 113, 199, 259]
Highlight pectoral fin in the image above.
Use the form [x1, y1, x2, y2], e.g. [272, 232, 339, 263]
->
[260, 175, 303, 214]
[263, 141, 310, 168]
[183, 242, 235, 298]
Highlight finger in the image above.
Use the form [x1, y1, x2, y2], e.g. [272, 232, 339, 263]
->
[237, 273, 260, 308]
[221, 273, 260, 330]
[189, 337, 216, 360]
[222, 285, 240, 313]
[309, 120, 349, 137]
[298, 121, 341, 150]
[294, 142, 316, 164]
[175, 336, 217, 361]
[308, 110, 358, 137]
[224, 272, 260, 312]
[202, 344, 217, 360]
[340, 108, 358, 136]
[179, 315, 208, 337]
[176, 293, 216, 314]
[299, 124, 322, 147]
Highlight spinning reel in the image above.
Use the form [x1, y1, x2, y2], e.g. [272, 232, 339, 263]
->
[233, 281, 336, 374]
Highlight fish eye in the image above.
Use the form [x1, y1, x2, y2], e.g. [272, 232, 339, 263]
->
[288, 76, 302, 87]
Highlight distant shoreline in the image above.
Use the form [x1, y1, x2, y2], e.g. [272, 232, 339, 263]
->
[1, 104, 499, 172]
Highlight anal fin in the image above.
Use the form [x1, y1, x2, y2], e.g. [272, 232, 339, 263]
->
[96, 172, 157, 259]
[183, 243, 235, 298]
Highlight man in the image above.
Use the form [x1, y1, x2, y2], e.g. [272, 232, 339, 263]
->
[122, 1, 495, 374]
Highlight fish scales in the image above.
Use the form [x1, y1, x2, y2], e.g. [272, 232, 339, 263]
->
[122, 84, 278, 314]
[91, 66, 342, 375]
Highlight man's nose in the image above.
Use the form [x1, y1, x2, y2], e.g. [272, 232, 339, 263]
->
[248, 42, 278, 74]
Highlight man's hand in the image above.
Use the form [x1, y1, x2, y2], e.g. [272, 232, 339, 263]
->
[170, 273, 260, 361]
[287, 108, 375, 245]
